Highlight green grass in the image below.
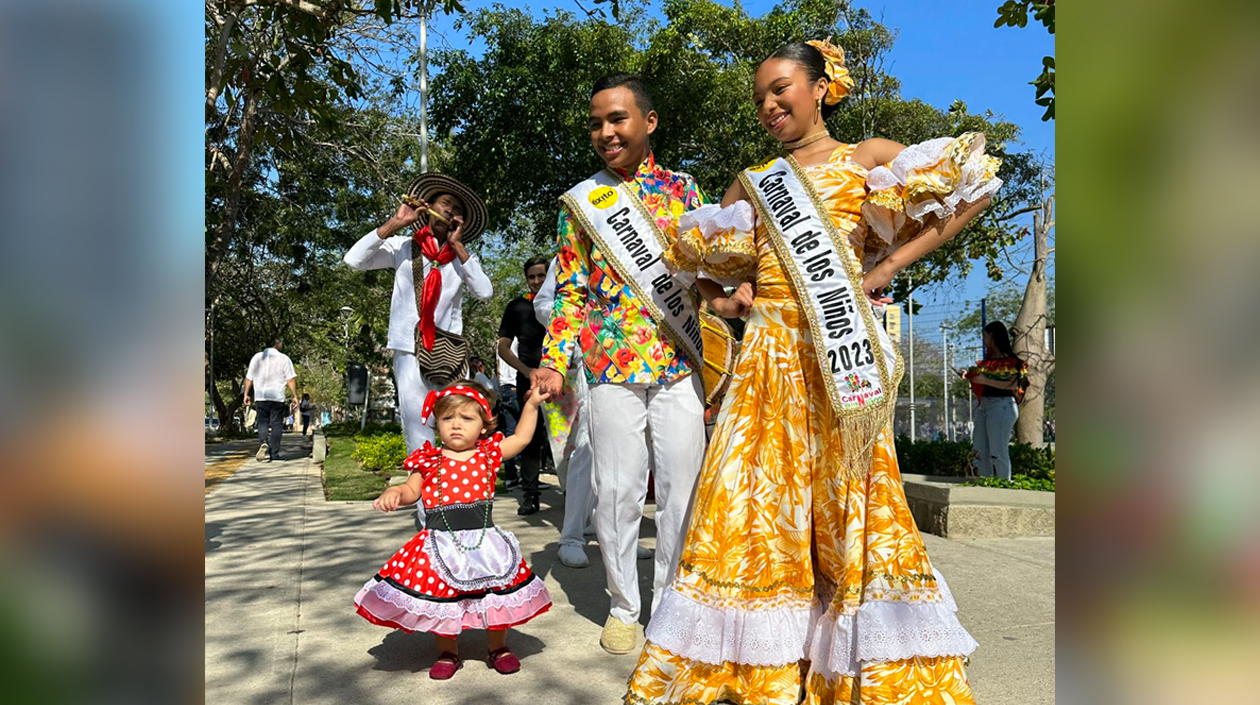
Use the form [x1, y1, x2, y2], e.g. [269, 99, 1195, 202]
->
[321, 428, 409, 501]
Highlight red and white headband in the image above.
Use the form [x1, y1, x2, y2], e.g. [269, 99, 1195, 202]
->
[420, 384, 492, 426]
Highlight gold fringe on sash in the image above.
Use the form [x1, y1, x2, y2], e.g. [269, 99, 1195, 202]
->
[834, 393, 897, 481]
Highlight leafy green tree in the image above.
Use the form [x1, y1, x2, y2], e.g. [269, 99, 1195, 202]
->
[460, 230, 546, 368]
[206, 0, 468, 296]
[296, 360, 346, 413]
[994, 0, 1055, 120]
[953, 276, 1055, 342]
[431, 0, 1040, 295]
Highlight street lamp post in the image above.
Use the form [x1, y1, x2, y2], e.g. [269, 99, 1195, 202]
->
[340, 306, 354, 422]
[207, 302, 215, 434]
[941, 323, 950, 441]
[908, 276, 915, 442]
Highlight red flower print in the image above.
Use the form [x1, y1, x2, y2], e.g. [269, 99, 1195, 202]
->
[588, 352, 611, 377]
[614, 348, 638, 369]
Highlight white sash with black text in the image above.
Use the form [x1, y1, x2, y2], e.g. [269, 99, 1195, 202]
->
[740, 157, 897, 420]
[561, 171, 704, 368]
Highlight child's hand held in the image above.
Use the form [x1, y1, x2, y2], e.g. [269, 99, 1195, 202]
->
[527, 387, 550, 407]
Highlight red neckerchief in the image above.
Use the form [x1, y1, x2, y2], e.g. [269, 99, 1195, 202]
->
[413, 225, 456, 351]
[523, 292, 535, 302]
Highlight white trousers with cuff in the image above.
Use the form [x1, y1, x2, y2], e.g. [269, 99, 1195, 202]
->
[588, 374, 705, 625]
[555, 364, 596, 548]
[392, 350, 438, 455]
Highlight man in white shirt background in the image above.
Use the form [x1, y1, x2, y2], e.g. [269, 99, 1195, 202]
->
[243, 338, 298, 462]
[342, 174, 493, 452]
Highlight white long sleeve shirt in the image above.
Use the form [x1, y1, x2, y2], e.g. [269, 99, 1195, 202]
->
[246, 348, 296, 402]
[532, 257, 558, 327]
[343, 229, 494, 353]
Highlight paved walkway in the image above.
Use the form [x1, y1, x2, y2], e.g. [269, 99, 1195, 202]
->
[205, 432, 1054, 705]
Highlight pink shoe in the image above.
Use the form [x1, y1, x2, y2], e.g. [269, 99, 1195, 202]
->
[487, 647, 520, 674]
[429, 653, 461, 680]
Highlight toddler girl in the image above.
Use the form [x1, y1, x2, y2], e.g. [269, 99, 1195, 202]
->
[354, 380, 552, 679]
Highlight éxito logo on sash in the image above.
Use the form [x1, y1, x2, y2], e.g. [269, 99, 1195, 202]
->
[747, 158, 778, 173]
[588, 186, 618, 209]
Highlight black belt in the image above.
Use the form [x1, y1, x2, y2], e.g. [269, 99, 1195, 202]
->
[425, 503, 494, 532]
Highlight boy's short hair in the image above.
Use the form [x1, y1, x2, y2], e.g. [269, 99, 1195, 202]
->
[591, 72, 654, 115]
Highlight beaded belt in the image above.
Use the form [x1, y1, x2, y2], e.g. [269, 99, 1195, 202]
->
[425, 501, 495, 532]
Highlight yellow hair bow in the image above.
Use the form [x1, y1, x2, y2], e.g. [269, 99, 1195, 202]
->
[806, 37, 854, 105]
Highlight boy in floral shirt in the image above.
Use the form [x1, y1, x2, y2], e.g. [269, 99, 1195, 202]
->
[531, 73, 707, 656]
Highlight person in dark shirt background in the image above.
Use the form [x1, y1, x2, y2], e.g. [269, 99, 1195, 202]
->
[497, 256, 551, 515]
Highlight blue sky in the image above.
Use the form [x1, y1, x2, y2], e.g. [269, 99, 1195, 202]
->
[415, 0, 1055, 346]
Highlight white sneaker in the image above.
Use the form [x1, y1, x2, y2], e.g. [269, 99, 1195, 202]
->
[256, 443, 268, 461]
[636, 545, 653, 560]
[557, 544, 589, 568]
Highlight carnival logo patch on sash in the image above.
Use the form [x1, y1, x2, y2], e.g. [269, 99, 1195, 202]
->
[741, 158, 893, 416]
[561, 173, 704, 367]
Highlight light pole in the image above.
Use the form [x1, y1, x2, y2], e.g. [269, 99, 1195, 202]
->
[908, 276, 915, 442]
[207, 302, 215, 433]
[941, 323, 950, 441]
[340, 306, 354, 422]
[948, 342, 957, 441]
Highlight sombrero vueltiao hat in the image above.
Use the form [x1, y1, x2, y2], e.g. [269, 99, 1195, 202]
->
[406, 173, 489, 245]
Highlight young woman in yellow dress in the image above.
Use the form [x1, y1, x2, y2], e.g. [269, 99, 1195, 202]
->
[626, 39, 1003, 705]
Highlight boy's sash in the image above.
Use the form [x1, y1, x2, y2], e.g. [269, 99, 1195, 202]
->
[740, 156, 902, 475]
[561, 171, 703, 369]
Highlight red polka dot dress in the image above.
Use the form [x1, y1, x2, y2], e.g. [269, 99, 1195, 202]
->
[354, 433, 551, 637]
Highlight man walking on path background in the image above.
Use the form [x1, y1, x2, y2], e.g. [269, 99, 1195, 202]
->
[243, 338, 297, 463]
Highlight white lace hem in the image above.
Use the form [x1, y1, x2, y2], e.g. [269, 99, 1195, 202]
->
[806, 599, 978, 678]
[645, 587, 815, 666]
[678, 202, 755, 240]
[356, 574, 549, 619]
[806, 569, 977, 677]
[646, 570, 977, 672]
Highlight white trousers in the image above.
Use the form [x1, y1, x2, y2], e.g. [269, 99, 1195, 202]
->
[588, 374, 705, 624]
[553, 365, 596, 548]
[392, 351, 437, 454]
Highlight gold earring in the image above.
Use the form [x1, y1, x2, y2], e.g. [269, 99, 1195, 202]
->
[815, 98, 822, 124]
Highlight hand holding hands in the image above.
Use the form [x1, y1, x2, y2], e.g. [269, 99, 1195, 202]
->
[530, 367, 564, 397]
[524, 385, 551, 409]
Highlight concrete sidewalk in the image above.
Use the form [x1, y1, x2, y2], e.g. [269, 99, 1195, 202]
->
[205, 432, 1054, 705]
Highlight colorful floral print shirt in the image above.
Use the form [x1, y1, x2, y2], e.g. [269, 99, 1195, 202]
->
[540, 152, 707, 385]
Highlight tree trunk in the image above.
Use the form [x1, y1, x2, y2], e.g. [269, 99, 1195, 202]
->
[206, 86, 259, 298]
[1012, 182, 1055, 446]
[207, 361, 244, 435]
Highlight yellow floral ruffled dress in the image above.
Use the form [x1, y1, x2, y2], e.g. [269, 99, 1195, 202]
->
[627, 134, 1002, 705]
